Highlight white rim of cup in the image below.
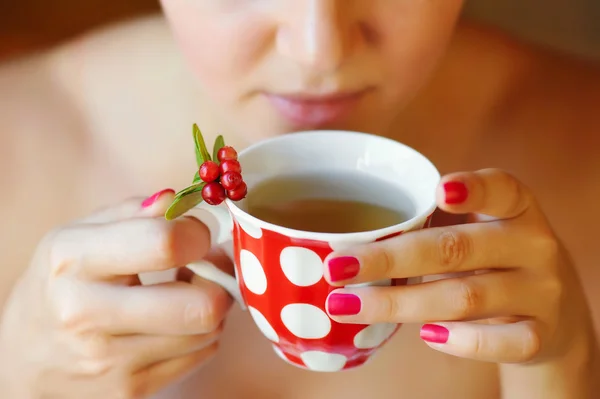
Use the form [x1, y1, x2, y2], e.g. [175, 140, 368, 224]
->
[224, 130, 441, 242]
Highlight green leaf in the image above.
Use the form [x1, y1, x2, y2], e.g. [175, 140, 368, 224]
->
[192, 125, 203, 167]
[192, 171, 201, 184]
[193, 124, 212, 166]
[212, 135, 225, 164]
[165, 191, 205, 220]
[175, 182, 205, 199]
[165, 182, 206, 220]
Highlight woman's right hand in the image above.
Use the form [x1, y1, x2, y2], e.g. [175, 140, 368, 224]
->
[0, 190, 233, 399]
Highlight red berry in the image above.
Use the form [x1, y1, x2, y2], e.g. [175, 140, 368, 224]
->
[202, 182, 226, 205]
[199, 161, 220, 182]
[220, 171, 243, 190]
[227, 181, 247, 201]
[217, 146, 238, 162]
[219, 159, 242, 175]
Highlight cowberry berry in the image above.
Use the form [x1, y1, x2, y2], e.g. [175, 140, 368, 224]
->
[227, 181, 247, 201]
[199, 161, 220, 182]
[202, 182, 226, 205]
[219, 159, 242, 175]
[220, 171, 243, 191]
[217, 146, 238, 162]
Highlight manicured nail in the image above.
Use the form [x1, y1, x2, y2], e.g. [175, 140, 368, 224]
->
[327, 293, 362, 316]
[142, 189, 175, 208]
[327, 256, 360, 282]
[443, 181, 468, 205]
[420, 324, 449, 344]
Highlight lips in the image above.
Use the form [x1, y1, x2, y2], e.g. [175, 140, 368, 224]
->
[265, 89, 369, 128]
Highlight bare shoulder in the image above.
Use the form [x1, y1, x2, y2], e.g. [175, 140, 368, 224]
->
[455, 24, 600, 218]
[436, 20, 600, 173]
[0, 52, 93, 223]
[451, 21, 600, 326]
[0, 17, 169, 234]
[43, 14, 215, 191]
[0, 52, 93, 302]
[475, 22, 600, 191]
[0, 14, 186, 304]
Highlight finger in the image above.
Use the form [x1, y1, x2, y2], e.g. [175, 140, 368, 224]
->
[77, 197, 147, 224]
[418, 321, 541, 363]
[49, 216, 211, 279]
[129, 343, 219, 398]
[78, 189, 175, 225]
[323, 222, 532, 284]
[50, 278, 233, 335]
[117, 325, 223, 370]
[436, 169, 539, 220]
[325, 271, 534, 324]
[68, 327, 223, 375]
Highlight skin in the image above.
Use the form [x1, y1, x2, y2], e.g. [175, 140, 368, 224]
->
[1, 1, 600, 398]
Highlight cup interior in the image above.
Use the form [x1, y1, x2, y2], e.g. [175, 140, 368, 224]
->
[227, 130, 440, 237]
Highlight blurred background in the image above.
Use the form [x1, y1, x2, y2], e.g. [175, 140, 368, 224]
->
[0, 0, 599, 62]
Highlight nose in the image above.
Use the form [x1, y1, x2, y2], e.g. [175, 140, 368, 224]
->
[276, 0, 363, 73]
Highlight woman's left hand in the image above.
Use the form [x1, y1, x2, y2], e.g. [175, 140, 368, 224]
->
[323, 168, 595, 364]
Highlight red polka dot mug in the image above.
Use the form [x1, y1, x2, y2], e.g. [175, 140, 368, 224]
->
[186, 130, 439, 372]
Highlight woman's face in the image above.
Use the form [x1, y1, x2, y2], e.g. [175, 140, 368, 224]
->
[160, 0, 463, 139]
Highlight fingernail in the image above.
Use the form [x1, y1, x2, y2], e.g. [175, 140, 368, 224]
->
[443, 181, 468, 205]
[142, 189, 175, 208]
[327, 293, 362, 316]
[420, 324, 449, 344]
[327, 256, 360, 282]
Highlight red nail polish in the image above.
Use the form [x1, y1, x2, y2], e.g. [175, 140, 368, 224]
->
[327, 256, 360, 282]
[443, 181, 468, 205]
[327, 293, 362, 316]
[420, 324, 449, 344]
[142, 189, 175, 208]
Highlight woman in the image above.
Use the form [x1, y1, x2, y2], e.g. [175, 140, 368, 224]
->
[0, 1, 599, 398]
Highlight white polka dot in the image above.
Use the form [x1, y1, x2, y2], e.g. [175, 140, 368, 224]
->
[240, 250, 267, 295]
[280, 304, 331, 339]
[353, 323, 398, 349]
[280, 247, 323, 287]
[237, 216, 263, 239]
[248, 306, 279, 343]
[300, 351, 347, 372]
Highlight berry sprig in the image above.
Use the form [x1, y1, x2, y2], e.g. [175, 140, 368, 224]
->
[165, 124, 247, 220]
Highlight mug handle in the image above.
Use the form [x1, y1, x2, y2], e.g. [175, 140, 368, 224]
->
[184, 202, 247, 310]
